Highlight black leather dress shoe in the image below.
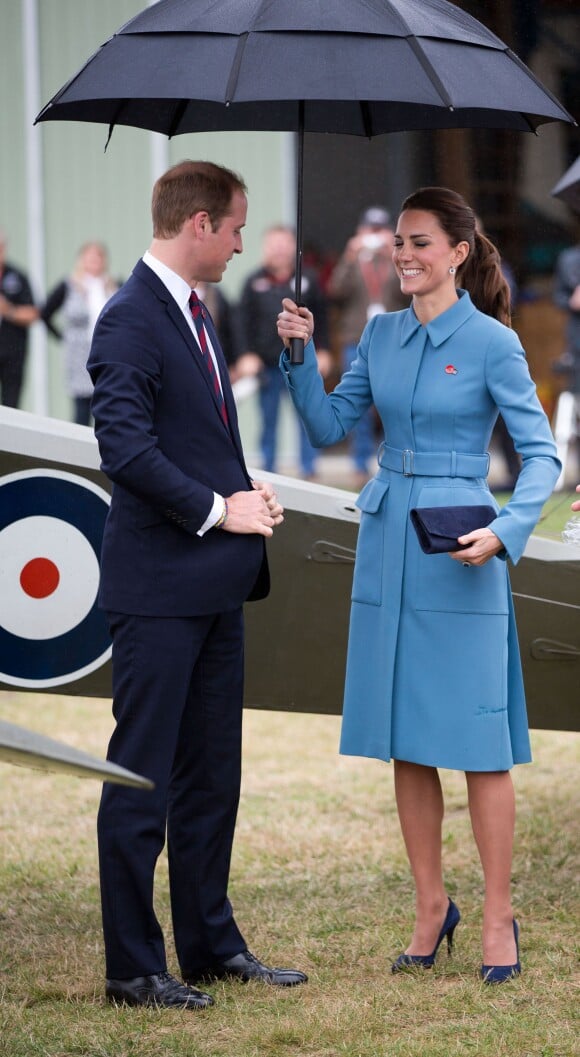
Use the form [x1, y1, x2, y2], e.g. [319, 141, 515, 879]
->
[184, 950, 307, 987]
[106, 971, 214, 1009]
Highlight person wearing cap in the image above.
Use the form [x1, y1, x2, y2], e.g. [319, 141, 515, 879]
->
[328, 207, 408, 487]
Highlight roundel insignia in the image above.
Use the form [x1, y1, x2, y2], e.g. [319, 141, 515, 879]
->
[0, 469, 111, 688]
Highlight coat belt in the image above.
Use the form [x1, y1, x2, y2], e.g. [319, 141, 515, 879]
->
[377, 443, 490, 478]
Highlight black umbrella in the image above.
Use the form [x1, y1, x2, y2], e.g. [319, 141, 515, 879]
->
[36, 0, 576, 362]
[551, 155, 580, 214]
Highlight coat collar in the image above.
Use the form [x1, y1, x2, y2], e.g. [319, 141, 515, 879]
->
[400, 288, 476, 348]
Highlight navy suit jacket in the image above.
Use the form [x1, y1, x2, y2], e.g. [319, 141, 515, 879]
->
[88, 258, 269, 616]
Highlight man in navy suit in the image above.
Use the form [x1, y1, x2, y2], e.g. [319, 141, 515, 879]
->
[88, 160, 307, 1010]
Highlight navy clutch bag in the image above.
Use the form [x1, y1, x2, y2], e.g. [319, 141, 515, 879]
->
[410, 504, 496, 554]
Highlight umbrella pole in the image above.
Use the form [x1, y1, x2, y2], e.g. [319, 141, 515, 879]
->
[290, 102, 305, 365]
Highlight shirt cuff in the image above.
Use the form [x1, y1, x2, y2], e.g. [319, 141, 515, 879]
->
[197, 492, 224, 536]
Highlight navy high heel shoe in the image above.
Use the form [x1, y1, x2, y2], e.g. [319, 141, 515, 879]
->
[481, 919, 521, 984]
[391, 898, 461, 973]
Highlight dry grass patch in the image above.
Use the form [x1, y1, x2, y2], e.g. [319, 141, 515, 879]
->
[0, 692, 578, 1057]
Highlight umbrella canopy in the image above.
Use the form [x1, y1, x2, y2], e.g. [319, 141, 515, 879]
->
[35, 0, 576, 362]
[36, 0, 574, 136]
[551, 155, 580, 214]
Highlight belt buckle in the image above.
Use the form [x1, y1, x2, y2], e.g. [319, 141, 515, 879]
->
[402, 449, 414, 476]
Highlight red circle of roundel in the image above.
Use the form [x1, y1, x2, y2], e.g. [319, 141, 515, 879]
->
[20, 557, 60, 598]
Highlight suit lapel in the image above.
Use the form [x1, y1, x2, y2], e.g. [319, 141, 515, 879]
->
[133, 260, 248, 466]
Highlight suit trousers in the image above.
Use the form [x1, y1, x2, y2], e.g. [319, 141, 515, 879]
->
[97, 608, 247, 979]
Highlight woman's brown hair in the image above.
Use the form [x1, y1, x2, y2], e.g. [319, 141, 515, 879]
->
[400, 187, 511, 327]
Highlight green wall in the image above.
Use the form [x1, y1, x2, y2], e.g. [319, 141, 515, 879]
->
[0, 1, 290, 417]
[0, 1, 29, 268]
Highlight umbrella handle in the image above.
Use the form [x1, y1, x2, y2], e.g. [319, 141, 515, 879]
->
[289, 104, 305, 367]
[290, 337, 305, 364]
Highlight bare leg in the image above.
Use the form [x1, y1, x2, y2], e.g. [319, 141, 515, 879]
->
[465, 770, 518, 966]
[393, 760, 449, 954]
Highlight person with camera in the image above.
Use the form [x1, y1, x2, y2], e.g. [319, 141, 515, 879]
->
[237, 224, 331, 478]
[328, 207, 408, 487]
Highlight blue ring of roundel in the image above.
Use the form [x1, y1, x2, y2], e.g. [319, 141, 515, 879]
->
[0, 474, 110, 683]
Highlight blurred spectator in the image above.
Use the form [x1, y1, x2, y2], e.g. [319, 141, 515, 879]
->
[328, 206, 408, 487]
[0, 229, 39, 407]
[238, 225, 331, 478]
[553, 239, 580, 395]
[41, 242, 118, 425]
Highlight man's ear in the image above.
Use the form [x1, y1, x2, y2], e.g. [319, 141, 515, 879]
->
[190, 211, 210, 239]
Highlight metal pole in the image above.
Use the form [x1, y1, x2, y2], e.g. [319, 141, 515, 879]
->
[22, 0, 48, 415]
[289, 102, 305, 365]
[150, 132, 170, 184]
[148, 1, 170, 183]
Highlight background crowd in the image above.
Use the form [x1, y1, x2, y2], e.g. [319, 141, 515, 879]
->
[0, 207, 579, 490]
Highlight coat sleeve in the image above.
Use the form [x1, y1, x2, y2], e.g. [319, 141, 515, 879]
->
[279, 317, 376, 446]
[88, 299, 215, 533]
[40, 279, 68, 340]
[484, 325, 561, 564]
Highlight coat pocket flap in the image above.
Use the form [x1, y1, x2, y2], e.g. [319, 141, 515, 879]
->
[356, 478, 390, 514]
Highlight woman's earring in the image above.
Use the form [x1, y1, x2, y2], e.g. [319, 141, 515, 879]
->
[449, 266, 456, 275]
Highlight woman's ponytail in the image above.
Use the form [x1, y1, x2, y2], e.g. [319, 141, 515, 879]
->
[460, 230, 512, 328]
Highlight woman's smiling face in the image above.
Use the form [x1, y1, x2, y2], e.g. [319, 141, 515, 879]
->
[393, 209, 468, 301]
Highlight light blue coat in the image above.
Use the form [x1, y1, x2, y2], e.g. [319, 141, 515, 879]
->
[280, 291, 561, 771]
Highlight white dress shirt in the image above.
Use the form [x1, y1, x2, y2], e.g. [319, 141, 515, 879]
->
[142, 251, 225, 535]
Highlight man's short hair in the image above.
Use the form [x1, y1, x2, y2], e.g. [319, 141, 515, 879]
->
[152, 160, 247, 239]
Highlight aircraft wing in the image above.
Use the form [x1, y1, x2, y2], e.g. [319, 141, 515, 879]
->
[0, 405, 578, 732]
[0, 718, 154, 787]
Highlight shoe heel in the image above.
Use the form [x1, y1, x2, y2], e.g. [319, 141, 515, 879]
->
[481, 918, 521, 985]
[391, 898, 461, 973]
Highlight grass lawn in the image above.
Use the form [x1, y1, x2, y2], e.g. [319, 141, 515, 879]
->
[0, 693, 578, 1057]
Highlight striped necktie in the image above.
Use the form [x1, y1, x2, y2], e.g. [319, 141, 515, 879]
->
[188, 290, 228, 426]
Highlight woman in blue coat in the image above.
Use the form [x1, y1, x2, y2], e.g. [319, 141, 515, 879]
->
[277, 188, 560, 984]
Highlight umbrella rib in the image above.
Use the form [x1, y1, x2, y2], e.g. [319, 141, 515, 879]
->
[225, 32, 248, 105]
[406, 36, 454, 111]
[168, 100, 189, 138]
[505, 48, 577, 128]
[360, 101, 374, 139]
[104, 100, 130, 150]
